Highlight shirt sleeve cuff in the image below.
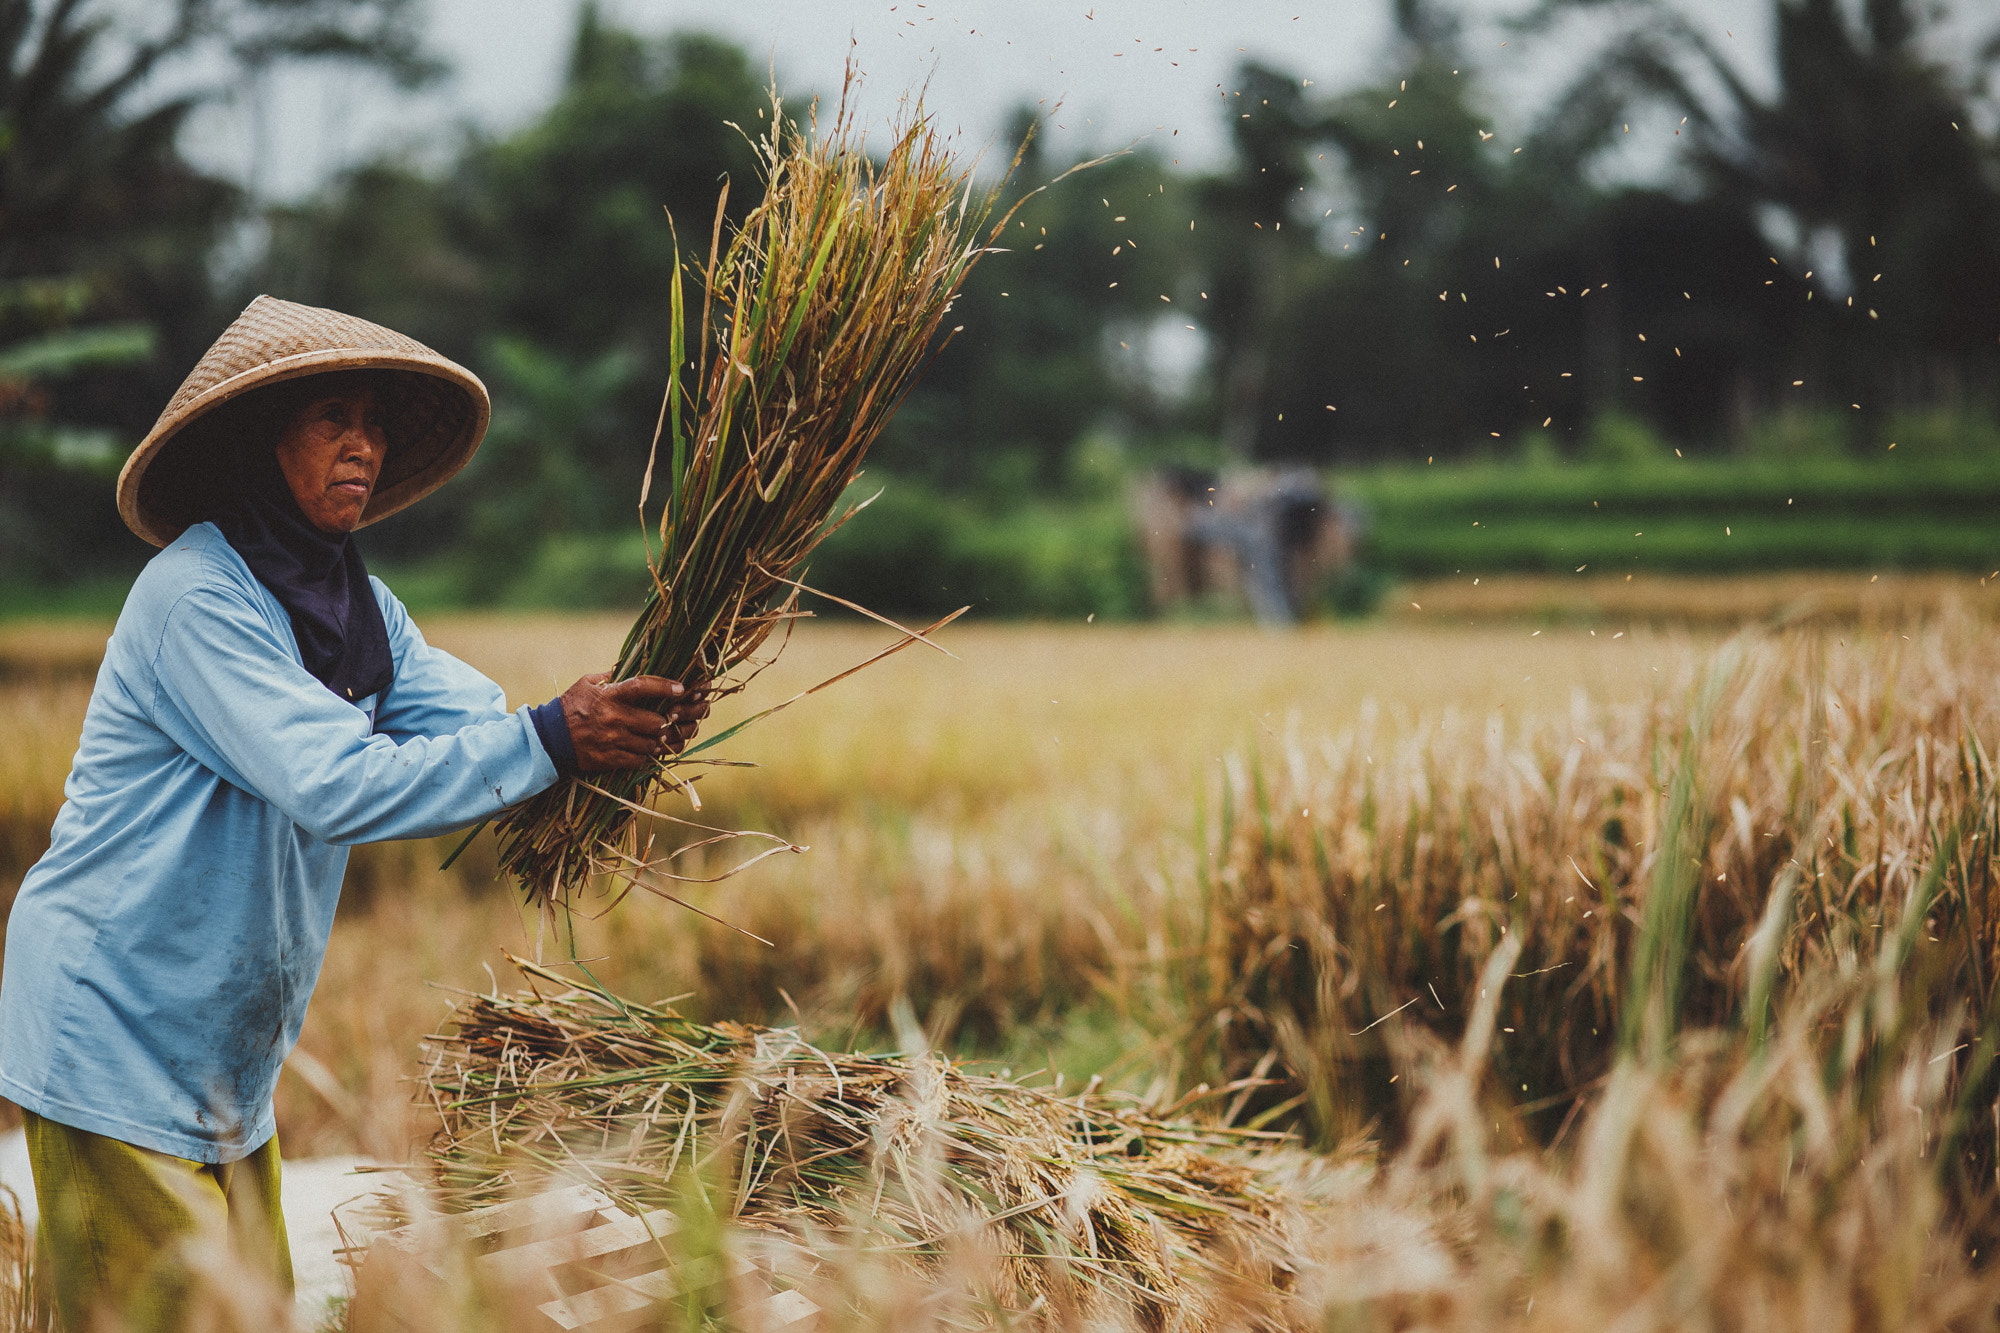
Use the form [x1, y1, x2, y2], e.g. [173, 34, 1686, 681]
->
[528, 698, 578, 776]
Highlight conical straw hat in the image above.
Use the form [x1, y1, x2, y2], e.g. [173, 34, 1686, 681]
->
[117, 295, 490, 547]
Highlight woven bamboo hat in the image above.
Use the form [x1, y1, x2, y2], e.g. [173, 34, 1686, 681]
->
[117, 295, 490, 546]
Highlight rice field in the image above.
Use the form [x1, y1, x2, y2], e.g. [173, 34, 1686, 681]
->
[4, 597, 2000, 1327]
[0, 615, 1688, 1145]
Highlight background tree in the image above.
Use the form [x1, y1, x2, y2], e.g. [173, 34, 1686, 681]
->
[1194, 60, 1331, 461]
[444, 337, 638, 602]
[6, 0, 2000, 607]
[883, 116, 1197, 494]
[0, 0, 436, 583]
[1530, 0, 2000, 432]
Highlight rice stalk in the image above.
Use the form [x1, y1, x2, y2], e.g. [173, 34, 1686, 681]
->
[1619, 637, 1744, 1057]
[0, 1188, 34, 1333]
[396, 943, 2000, 1332]
[1320, 956, 2000, 1333]
[492, 83, 1034, 908]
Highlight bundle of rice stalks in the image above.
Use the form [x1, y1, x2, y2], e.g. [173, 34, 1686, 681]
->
[492, 91, 1029, 906]
[422, 959, 1308, 1329]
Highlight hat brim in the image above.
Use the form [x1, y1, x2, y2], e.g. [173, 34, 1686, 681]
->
[117, 348, 490, 548]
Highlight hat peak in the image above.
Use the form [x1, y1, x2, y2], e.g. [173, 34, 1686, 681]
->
[160, 295, 435, 421]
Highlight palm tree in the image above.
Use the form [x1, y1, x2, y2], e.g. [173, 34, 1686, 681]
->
[0, 0, 443, 579]
[1199, 60, 1333, 460]
[2, 0, 438, 310]
[1531, 0, 2000, 421]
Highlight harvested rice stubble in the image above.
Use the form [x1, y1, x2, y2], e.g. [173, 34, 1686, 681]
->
[421, 960, 1313, 1328]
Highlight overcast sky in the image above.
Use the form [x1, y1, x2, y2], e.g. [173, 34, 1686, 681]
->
[179, 0, 1816, 202]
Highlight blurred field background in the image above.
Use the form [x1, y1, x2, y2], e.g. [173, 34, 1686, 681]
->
[7, 0, 2000, 620]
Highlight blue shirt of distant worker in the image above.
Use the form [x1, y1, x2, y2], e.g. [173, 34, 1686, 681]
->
[0, 296, 705, 1307]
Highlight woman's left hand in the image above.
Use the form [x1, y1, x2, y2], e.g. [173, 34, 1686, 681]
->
[560, 674, 710, 773]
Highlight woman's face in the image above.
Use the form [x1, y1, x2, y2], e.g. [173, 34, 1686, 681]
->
[273, 384, 389, 535]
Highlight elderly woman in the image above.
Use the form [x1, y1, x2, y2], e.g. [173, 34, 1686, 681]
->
[0, 297, 701, 1324]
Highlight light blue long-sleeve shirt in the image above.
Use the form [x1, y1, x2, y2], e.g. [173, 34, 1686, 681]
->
[0, 521, 558, 1162]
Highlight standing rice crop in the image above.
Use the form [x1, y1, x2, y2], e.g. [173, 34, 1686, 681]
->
[492, 90, 1034, 907]
[1167, 621, 2000, 1150]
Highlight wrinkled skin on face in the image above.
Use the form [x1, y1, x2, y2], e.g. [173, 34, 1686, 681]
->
[273, 385, 388, 536]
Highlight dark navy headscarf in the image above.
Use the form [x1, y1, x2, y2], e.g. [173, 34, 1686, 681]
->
[211, 393, 395, 704]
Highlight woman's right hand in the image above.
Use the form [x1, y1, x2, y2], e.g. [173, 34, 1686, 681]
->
[558, 673, 709, 773]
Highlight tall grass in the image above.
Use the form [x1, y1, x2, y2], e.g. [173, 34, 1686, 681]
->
[9, 618, 1995, 1144]
[1294, 938, 2000, 1332]
[1164, 618, 2000, 1163]
[357, 616, 2000, 1328]
[0, 676, 86, 916]
[37, 942, 1999, 1330]
[0, 620, 1657, 1152]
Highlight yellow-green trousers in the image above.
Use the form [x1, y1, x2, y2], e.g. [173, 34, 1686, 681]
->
[23, 1112, 292, 1330]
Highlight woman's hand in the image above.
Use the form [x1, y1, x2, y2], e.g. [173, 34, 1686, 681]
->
[559, 673, 710, 774]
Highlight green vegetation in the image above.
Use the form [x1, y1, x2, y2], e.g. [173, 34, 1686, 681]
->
[0, 0, 438, 582]
[0, 0, 1994, 633]
[807, 481, 1148, 619]
[9, 0, 2000, 613]
[375, 481, 1150, 620]
[368, 417, 2000, 618]
[1345, 449, 2000, 577]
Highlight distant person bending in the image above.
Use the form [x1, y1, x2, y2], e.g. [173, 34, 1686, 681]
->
[0, 297, 706, 1328]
